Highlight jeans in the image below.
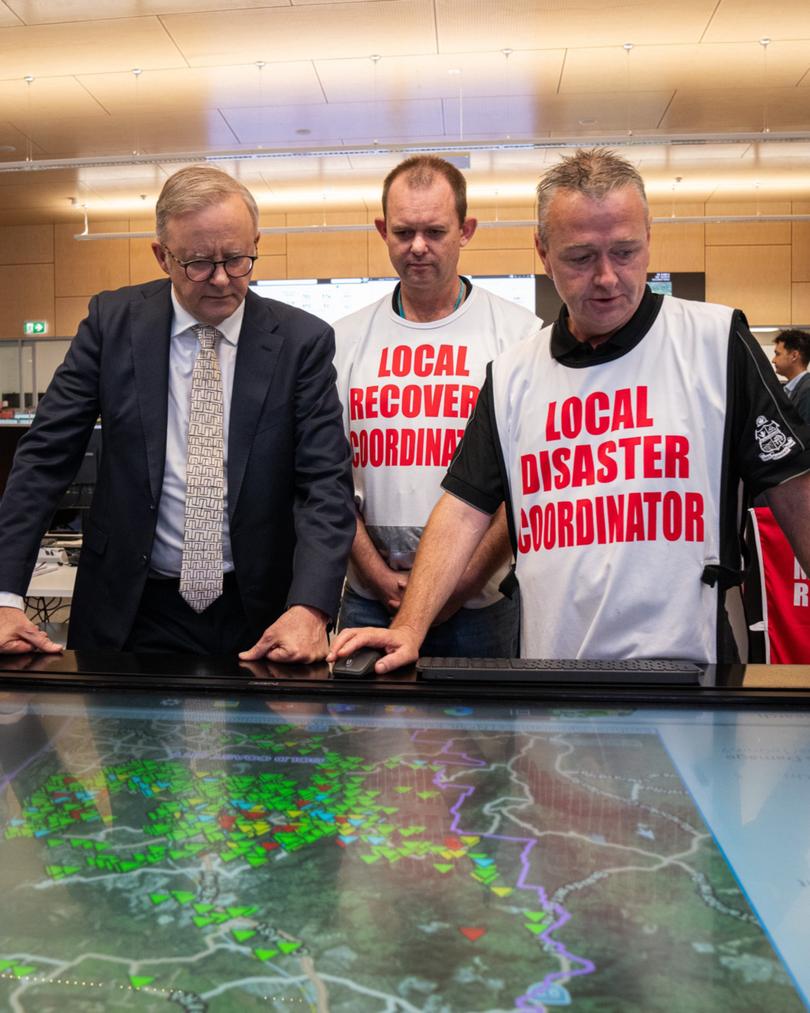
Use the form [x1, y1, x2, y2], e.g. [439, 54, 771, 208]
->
[338, 585, 520, 658]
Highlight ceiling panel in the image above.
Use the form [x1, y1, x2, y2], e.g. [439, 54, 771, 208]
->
[161, 0, 436, 67]
[702, 0, 810, 43]
[78, 63, 326, 114]
[315, 49, 564, 103]
[24, 112, 240, 158]
[0, 75, 109, 122]
[662, 87, 810, 133]
[435, 0, 719, 51]
[221, 98, 446, 146]
[561, 40, 810, 93]
[0, 2, 22, 26]
[0, 17, 185, 78]
[6, 0, 289, 23]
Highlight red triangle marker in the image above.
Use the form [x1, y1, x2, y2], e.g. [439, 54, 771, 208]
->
[460, 926, 486, 942]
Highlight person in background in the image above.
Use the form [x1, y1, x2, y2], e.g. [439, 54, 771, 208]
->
[0, 165, 354, 660]
[330, 148, 810, 671]
[333, 155, 542, 657]
[772, 329, 810, 425]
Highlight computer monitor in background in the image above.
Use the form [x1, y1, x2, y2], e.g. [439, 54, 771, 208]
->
[250, 274, 539, 323]
[50, 425, 102, 532]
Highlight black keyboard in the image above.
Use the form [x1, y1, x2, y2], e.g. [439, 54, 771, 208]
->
[417, 657, 703, 685]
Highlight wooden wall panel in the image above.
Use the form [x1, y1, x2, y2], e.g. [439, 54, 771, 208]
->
[285, 213, 368, 279]
[256, 214, 286, 258]
[55, 220, 130, 297]
[467, 206, 535, 250]
[705, 203, 791, 246]
[0, 264, 55, 340]
[459, 247, 535, 276]
[54, 296, 91, 337]
[0, 224, 53, 265]
[706, 245, 791, 325]
[648, 203, 705, 272]
[791, 201, 810, 284]
[791, 283, 810, 325]
[367, 220, 392, 278]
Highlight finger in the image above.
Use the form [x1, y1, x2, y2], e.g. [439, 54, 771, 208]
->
[238, 634, 278, 661]
[327, 628, 363, 659]
[375, 643, 419, 674]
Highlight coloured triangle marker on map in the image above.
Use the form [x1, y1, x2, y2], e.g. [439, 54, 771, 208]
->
[130, 976, 154, 989]
[459, 927, 486, 942]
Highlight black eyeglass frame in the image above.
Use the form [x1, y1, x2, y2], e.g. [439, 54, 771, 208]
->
[161, 245, 259, 281]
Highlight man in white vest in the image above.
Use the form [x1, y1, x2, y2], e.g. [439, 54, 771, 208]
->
[333, 155, 542, 657]
[330, 148, 810, 670]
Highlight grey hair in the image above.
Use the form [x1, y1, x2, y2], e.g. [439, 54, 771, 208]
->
[536, 148, 649, 245]
[155, 165, 260, 241]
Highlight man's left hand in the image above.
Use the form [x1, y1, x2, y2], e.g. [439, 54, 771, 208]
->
[239, 605, 329, 663]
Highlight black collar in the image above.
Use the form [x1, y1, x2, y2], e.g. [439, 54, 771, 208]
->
[550, 285, 663, 368]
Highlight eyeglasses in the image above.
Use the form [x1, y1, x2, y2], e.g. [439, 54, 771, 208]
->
[162, 245, 258, 282]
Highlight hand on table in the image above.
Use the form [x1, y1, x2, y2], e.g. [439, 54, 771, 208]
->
[239, 605, 329, 663]
[327, 623, 421, 675]
[0, 607, 63, 655]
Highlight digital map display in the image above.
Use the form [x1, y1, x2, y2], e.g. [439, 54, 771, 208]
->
[0, 692, 807, 1011]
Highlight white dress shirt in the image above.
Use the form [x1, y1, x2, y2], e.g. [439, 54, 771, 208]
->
[1, 288, 245, 610]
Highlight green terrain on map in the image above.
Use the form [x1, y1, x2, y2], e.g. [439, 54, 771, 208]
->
[0, 703, 802, 1011]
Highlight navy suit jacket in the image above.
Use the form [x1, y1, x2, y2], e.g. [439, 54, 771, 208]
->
[0, 279, 355, 649]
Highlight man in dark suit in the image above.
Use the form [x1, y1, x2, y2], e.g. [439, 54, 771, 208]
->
[772, 329, 810, 425]
[0, 166, 354, 660]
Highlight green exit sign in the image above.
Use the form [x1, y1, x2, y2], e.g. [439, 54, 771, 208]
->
[23, 320, 47, 335]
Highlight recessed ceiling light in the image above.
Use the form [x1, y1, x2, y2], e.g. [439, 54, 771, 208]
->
[0, 145, 16, 153]
[296, 128, 311, 136]
[578, 118, 597, 126]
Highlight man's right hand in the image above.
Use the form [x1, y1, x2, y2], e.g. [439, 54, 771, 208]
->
[0, 607, 63, 654]
[368, 567, 409, 613]
[327, 623, 421, 674]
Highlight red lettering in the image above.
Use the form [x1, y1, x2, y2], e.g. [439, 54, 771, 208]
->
[662, 491, 682, 540]
[350, 429, 359, 467]
[684, 492, 704, 541]
[576, 499, 594, 544]
[380, 384, 398, 418]
[378, 347, 391, 376]
[584, 391, 611, 435]
[545, 402, 561, 441]
[434, 345, 452, 376]
[392, 346, 409, 375]
[558, 500, 574, 547]
[643, 491, 661, 540]
[385, 428, 398, 465]
[551, 447, 571, 489]
[560, 397, 583, 439]
[570, 444, 595, 488]
[617, 436, 641, 478]
[518, 508, 532, 554]
[642, 435, 663, 478]
[443, 385, 460, 417]
[455, 346, 470, 377]
[349, 387, 364, 420]
[625, 493, 645, 541]
[596, 440, 618, 483]
[460, 385, 478, 418]
[543, 502, 556, 550]
[401, 385, 420, 418]
[414, 344, 433, 377]
[636, 386, 653, 427]
[365, 385, 379, 418]
[422, 385, 443, 418]
[522, 454, 540, 494]
[665, 435, 689, 478]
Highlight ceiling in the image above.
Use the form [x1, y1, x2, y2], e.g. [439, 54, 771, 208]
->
[1, 0, 810, 226]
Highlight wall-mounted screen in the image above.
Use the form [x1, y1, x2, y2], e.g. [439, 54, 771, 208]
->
[251, 275, 538, 323]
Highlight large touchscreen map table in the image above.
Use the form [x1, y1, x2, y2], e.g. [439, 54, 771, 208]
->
[0, 690, 807, 1010]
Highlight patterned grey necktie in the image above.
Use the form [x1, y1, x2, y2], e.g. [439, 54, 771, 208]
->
[179, 325, 225, 612]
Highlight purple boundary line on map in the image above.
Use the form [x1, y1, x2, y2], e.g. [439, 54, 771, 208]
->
[425, 738, 596, 1008]
[0, 717, 71, 794]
